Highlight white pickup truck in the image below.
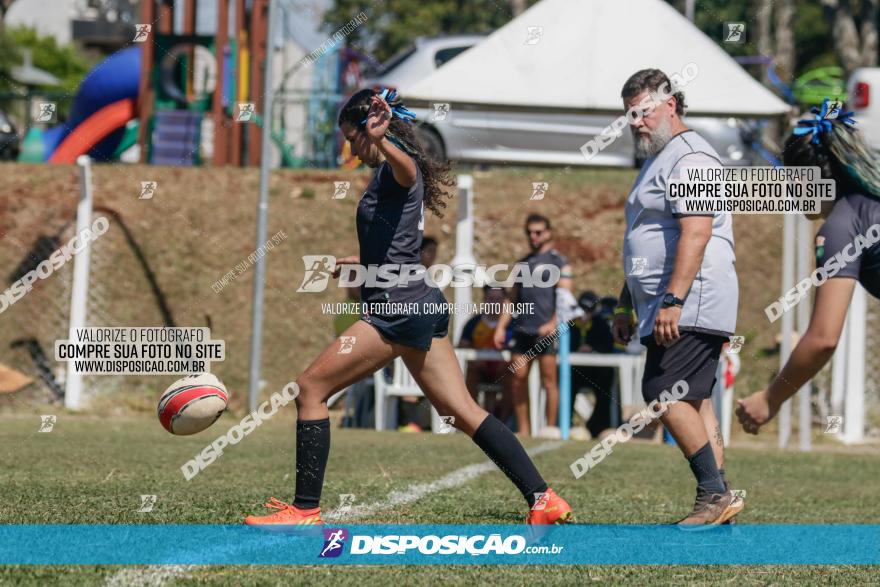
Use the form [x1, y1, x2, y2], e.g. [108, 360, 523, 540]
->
[848, 68, 880, 150]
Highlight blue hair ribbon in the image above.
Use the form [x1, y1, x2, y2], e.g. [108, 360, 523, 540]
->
[793, 98, 856, 145]
[360, 88, 417, 125]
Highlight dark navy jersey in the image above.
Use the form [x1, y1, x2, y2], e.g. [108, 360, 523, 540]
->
[510, 248, 568, 335]
[356, 159, 430, 303]
[816, 192, 880, 299]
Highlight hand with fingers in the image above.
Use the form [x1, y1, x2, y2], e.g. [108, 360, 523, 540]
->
[612, 312, 634, 346]
[537, 322, 556, 338]
[736, 389, 779, 435]
[332, 256, 360, 279]
[364, 95, 392, 142]
[653, 306, 681, 347]
[493, 326, 508, 350]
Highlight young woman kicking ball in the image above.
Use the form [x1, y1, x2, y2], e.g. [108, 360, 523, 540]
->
[244, 88, 573, 525]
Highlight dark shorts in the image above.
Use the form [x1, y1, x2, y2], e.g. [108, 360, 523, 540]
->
[469, 360, 505, 382]
[361, 288, 449, 351]
[641, 331, 726, 403]
[508, 330, 558, 356]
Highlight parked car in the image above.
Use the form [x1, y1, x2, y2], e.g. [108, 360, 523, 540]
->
[0, 110, 20, 161]
[365, 35, 755, 167]
[848, 68, 880, 151]
[363, 34, 487, 90]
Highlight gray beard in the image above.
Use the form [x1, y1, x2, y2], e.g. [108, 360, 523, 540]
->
[633, 119, 674, 160]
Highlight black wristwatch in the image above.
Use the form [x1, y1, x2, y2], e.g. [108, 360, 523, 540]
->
[661, 292, 685, 308]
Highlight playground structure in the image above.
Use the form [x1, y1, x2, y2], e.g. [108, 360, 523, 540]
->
[132, 0, 368, 168]
[22, 0, 357, 167]
[136, 0, 271, 166]
[17, 47, 141, 164]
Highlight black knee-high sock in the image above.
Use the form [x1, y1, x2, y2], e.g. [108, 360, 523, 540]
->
[293, 418, 330, 510]
[472, 415, 548, 507]
[687, 442, 725, 494]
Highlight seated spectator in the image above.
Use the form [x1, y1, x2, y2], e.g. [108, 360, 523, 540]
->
[459, 286, 511, 419]
[600, 295, 639, 353]
[570, 291, 621, 438]
[597, 296, 618, 323]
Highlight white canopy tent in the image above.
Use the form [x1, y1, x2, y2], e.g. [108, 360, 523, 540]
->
[403, 0, 790, 117]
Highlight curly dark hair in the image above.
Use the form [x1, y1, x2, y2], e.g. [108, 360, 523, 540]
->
[782, 117, 880, 199]
[338, 89, 455, 217]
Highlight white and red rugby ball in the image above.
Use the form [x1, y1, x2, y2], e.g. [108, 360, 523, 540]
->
[158, 373, 229, 435]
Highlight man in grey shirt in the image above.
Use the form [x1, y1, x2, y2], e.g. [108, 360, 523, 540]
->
[611, 69, 742, 525]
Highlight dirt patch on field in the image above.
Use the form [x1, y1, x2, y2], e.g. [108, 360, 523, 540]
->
[0, 162, 789, 413]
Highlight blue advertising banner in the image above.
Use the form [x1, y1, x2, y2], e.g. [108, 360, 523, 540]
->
[1, 525, 877, 565]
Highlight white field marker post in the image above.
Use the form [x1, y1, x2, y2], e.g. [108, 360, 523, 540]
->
[247, 0, 280, 413]
[450, 174, 475, 344]
[843, 284, 866, 444]
[65, 156, 94, 410]
[529, 361, 542, 435]
[795, 213, 812, 452]
[778, 214, 796, 448]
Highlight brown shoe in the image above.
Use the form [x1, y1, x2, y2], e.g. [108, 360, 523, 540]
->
[676, 490, 743, 526]
[722, 480, 742, 525]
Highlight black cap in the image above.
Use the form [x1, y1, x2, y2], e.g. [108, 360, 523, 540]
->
[578, 291, 599, 312]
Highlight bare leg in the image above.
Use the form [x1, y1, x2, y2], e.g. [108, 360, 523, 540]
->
[296, 321, 398, 420]
[700, 399, 725, 470]
[398, 337, 487, 435]
[272, 321, 400, 513]
[507, 354, 532, 436]
[538, 354, 559, 427]
[660, 399, 709, 457]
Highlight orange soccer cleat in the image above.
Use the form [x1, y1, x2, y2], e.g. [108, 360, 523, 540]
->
[526, 488, 574, 525]
[244, 497, 323, 526]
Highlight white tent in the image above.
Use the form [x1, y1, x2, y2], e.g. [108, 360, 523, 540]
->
[403, 0, 790, 118]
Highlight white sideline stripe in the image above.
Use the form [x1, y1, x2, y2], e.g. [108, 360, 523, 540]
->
[103, 440, 564, 586]
[324, 440, 564, 521]
[104, 565, 197, 587]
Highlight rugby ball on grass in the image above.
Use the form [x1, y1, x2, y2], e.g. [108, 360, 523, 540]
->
[158, 373, 228, 435]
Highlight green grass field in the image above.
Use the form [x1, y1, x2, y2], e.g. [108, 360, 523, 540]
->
[1, 414, 877, 585]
